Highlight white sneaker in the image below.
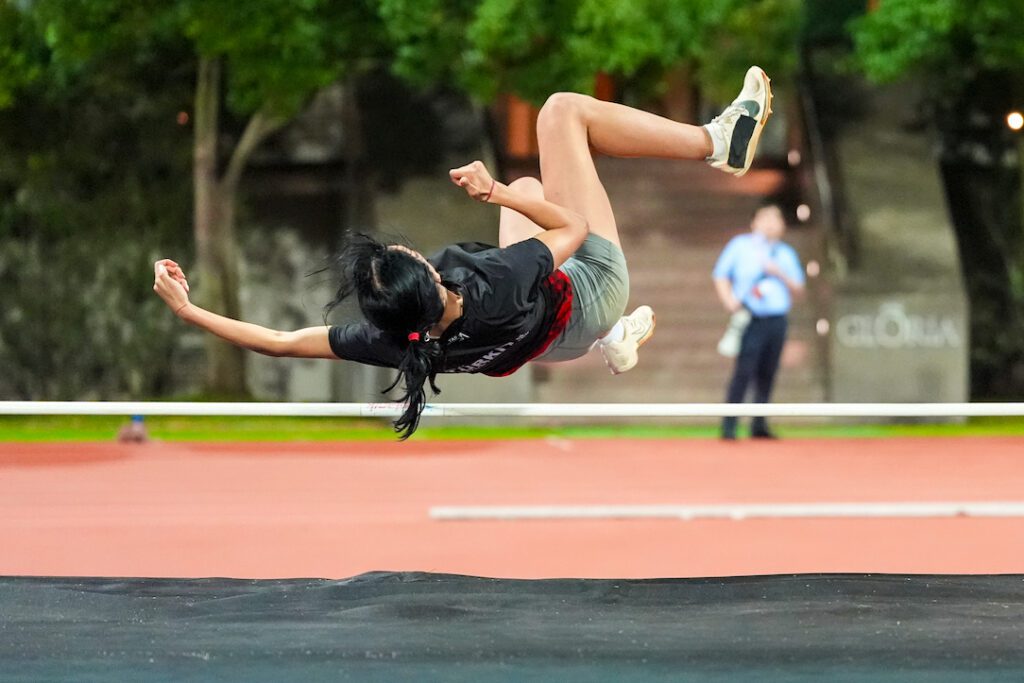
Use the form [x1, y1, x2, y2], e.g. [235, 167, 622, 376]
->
[599, 306, 656, 375]
[705, 66, 773, 177]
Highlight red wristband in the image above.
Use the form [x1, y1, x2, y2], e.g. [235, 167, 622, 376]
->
[482, 179, 496, 203]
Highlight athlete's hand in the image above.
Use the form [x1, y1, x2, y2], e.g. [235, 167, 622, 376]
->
[449, 160, 498, 202]
[153, 259, 191, 316]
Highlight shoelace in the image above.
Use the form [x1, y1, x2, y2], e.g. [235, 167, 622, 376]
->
[624, 315, 649, 336]
[709, 102, 750, 127]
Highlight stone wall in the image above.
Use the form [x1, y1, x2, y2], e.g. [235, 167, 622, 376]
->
[825, 81, 969, 404]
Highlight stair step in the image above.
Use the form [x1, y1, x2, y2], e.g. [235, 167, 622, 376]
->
[537, 158, 828, 405]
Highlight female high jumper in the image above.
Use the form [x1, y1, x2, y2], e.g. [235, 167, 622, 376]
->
[153, 67, 773, 437]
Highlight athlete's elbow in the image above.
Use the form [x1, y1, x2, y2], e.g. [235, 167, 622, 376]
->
[255, 331, 294, 357]
[250, 343, 284, 357]
[567, 219, 588, 252]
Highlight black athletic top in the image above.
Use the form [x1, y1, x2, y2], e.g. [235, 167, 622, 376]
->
[328, 238, 574, 377]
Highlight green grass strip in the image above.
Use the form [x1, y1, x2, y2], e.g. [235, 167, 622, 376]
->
[0, 415, 1021, 442]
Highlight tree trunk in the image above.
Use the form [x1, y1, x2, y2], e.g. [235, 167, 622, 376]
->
[662, 62, 699, 124]
[1017, 131, 1024, 298]
[331, 77, 377, 402]
[193, 56, 248, 396]
[339, 78, 375, 232]
[192, 56, 286, 397]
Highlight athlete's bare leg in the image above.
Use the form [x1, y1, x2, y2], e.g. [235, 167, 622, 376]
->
[498, 176, 546, 247]
[536, 93, 713, 249]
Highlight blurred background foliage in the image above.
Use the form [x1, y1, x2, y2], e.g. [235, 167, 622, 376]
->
[0, 9, 193, 398]
[381, 0, 800, 103]
[851, 0, 1024, 396]
[0, 0, 803, 400]
[0, 0, 1021, 399]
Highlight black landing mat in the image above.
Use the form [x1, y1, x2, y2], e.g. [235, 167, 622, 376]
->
[2, 572, 1023, 682]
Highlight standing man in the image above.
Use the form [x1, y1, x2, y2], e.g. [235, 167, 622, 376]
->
[713, 201, 805, 440]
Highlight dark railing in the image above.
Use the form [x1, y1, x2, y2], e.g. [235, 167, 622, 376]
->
[797, 43, 860, 272]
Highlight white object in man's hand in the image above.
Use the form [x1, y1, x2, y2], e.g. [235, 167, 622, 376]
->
[717, 308, 751, 357]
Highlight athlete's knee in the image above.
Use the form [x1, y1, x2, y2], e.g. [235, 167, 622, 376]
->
[537, 92, 590, 134]
[508, 176, 543, 198]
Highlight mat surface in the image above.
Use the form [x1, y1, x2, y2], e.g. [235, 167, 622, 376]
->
[3, 572, 1023, 682]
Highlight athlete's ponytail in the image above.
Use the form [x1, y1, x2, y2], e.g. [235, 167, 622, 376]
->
[384, 331, 444, 438]
[325, 233, 446, 439]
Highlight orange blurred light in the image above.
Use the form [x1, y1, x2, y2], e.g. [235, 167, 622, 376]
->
[1008, 111, 1024, 131]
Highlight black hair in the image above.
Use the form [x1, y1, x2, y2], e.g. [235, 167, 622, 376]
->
[325, 233, 446, 439]
[753, 191, 802, 223]
[752, 196, 785, 218]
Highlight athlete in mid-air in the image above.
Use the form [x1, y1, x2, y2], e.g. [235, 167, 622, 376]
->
[153, 67, 773, 437]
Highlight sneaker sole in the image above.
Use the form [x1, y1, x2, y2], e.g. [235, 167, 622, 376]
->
[637, 311, 656, 348]
[733, 69, 773, 178]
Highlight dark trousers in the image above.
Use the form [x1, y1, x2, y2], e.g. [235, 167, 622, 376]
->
[722, 315, 788, 438]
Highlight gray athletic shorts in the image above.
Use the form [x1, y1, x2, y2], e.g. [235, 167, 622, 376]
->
[536, 233, 630, 362]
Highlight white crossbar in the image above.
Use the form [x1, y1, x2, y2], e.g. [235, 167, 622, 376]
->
[1, 401, 1024, 418]
[430, 502, 1024, 521]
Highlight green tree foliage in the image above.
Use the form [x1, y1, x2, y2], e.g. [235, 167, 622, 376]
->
[180, 0, 385, 117]
[853, 0, 1024, 85]
[0, 239, 183, 399]
[0, 0, 804, 399]
[4, 0, 385, 397]
[29, 0, 383, 122]
[0, 7, 193, 399]
[0, 3, 44, 108]
[380, 0, 800, 104]
[696, 0, 800, 101]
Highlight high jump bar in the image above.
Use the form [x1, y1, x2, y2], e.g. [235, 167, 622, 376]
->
[2, 401, 1024, 418]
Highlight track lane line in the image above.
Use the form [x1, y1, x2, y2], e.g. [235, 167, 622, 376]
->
[431, 502, 1024, 521]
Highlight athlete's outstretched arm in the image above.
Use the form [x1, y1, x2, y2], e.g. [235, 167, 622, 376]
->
[151, 259, 337, 359]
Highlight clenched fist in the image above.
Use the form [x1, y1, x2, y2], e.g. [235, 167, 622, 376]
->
[449, 160, 498, 202]
[152, 258, 191, 316]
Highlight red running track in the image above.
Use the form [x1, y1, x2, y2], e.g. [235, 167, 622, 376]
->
[1, 437, 1023, 578]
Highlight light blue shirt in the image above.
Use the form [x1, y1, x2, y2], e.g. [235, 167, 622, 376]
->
[712, 234, 804, 317]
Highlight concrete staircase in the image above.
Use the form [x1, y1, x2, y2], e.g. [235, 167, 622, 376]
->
[533, 157, 828, 404]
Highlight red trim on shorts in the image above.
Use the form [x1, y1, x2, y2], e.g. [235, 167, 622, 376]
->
[484, 270, 574, 377]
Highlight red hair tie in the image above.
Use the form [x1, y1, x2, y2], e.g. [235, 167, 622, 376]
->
[407, 332, 421, 342]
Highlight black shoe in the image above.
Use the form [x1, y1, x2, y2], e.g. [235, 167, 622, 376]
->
[721, 432, 737, 441]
